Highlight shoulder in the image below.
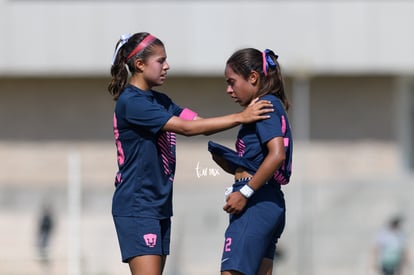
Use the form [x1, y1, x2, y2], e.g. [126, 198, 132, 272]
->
[260, 94, 286, 116]
[118, 85, 141, 101]
[151, 90, 179, 108]
[152, 90, 171, 101]
[261, 94, 283, 107]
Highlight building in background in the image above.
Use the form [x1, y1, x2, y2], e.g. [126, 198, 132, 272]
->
[0, 1, 414, 275]
[1, 1, 413, 158]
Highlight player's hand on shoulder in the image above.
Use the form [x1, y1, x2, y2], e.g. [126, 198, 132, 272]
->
[240, 98, 273, 124]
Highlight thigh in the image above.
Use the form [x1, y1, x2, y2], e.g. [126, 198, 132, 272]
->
[221, 271, 243, 275]
[129, 255, 166, 275]
[257, 258, 273, 275]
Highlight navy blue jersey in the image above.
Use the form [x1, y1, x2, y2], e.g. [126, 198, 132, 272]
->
[112, 85, 186, 218]
[236, 94, 293, 185]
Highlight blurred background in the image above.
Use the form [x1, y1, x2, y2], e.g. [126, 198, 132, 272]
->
[1, 0, 414, 274]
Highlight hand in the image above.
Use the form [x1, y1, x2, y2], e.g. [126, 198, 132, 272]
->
[223, 191, 247, 215]
[239, 98, 273, 124]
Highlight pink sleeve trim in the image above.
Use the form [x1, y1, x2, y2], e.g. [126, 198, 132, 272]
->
[179, 108, 198, 121]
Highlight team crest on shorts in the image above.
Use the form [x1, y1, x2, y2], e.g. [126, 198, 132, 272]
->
[143, 233, 157, 248]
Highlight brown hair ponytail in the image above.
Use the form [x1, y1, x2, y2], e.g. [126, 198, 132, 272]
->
[108, 44, 129, 100]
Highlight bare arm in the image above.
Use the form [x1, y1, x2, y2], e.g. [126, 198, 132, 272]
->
[162, 99, 273, 136]
[223, 137, 285, 214]
[243, 137, 286, 191]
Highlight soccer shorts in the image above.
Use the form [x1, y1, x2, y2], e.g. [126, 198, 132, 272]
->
[221, 180, 285, 275]
[113, 216, 171, 263]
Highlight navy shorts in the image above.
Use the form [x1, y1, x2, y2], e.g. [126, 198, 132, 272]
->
[113, 216, 171, 263]
[221, 179, 285, 275]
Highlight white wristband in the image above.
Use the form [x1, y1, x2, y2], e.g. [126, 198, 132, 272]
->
[239, 184, 254, 199]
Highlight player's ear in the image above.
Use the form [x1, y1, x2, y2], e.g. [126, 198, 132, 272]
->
[134, 58, 145, 72]
[249, 71, 259, 86]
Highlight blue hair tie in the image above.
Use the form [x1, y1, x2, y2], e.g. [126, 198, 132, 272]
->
[262, 49, 278, 76]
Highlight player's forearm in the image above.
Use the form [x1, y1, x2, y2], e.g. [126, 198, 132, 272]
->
[247, 153, 285, 191]
[197, 113, 243, 135]
[169, 113, 242, 136]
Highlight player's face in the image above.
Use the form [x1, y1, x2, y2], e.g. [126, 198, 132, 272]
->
[225, 65, 256, 107]
[143, 45, 170, 87]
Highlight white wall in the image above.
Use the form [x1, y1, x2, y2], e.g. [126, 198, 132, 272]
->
[0, 0, 413, 76]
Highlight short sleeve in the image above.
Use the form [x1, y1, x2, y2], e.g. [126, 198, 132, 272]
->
[124, 96, 174, 135]
[256, 96, 285, 144]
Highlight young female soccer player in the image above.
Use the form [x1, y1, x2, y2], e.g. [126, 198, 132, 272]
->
[108, 33, 273, 275]
[208, 48, 293, 275]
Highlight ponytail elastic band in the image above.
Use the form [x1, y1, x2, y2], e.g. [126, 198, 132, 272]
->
[111, 33, 132, 65]
[126, 34, 157, 61]
[262, 49, 278, 76]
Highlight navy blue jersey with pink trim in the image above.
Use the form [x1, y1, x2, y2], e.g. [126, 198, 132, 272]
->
[236, 94, 293, 185]
[112, 85, 183, 218]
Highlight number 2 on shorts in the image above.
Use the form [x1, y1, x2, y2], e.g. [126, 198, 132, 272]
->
[224, 237, 232, 252]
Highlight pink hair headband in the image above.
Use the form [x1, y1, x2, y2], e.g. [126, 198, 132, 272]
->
[126, 34, 157, 61]
[262, 51, 268, 76]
